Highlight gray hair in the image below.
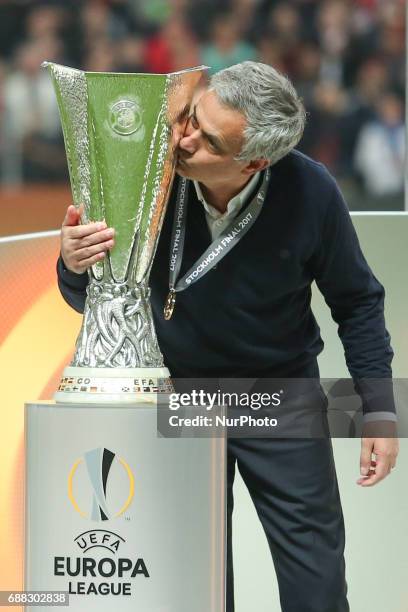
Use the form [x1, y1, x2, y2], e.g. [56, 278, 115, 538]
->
[209, 61, 306, 165]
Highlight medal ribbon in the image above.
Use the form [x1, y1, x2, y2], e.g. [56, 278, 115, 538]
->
[164, 168, 271, 318]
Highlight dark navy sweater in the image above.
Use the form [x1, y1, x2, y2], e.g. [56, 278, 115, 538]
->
[57, 150, 395, 415]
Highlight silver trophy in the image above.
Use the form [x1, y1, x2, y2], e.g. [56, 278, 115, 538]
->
[43, 62, 206, 402]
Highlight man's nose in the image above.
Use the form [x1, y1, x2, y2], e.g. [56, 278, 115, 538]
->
[178, 119, 200, 154]
[179, 131, 199, 154]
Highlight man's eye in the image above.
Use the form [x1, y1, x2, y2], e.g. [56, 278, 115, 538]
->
[179, 106, 189, 121]
[190, 114, 199, 129]
[208, 139, 221, 153]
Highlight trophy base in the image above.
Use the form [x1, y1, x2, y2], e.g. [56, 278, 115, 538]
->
[54, 366, 172, 404]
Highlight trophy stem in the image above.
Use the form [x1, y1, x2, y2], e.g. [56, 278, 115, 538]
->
[73, 280, 163, 369]
[54, 280, 172, 404]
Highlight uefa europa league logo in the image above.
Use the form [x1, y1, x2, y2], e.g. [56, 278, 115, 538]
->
[68, 447, 134, 521]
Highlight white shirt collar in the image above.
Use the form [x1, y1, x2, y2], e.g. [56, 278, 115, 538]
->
[193, 172, 260, 220]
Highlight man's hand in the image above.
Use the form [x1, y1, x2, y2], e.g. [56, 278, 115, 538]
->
[61, 204, 115, 274]
[357, 421, 399, 486]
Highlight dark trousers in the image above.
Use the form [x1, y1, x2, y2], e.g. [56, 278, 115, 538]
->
[225, 363, 350, 612]
[226, 437, 349, 612]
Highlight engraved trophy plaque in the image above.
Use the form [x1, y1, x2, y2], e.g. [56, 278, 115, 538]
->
[43, 62, 206, 402]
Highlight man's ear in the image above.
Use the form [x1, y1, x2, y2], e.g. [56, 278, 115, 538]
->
[242, 158, 270, 175]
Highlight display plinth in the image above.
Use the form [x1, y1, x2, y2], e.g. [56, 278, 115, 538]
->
[24, 401, 226, 612]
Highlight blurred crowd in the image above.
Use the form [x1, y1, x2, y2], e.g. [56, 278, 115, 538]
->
[0, 0, 405, 210]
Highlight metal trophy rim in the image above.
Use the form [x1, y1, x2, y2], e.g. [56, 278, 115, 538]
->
[42, 60, 209, 77]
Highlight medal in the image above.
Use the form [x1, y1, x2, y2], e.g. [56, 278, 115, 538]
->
[164, 289, 176, 320]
